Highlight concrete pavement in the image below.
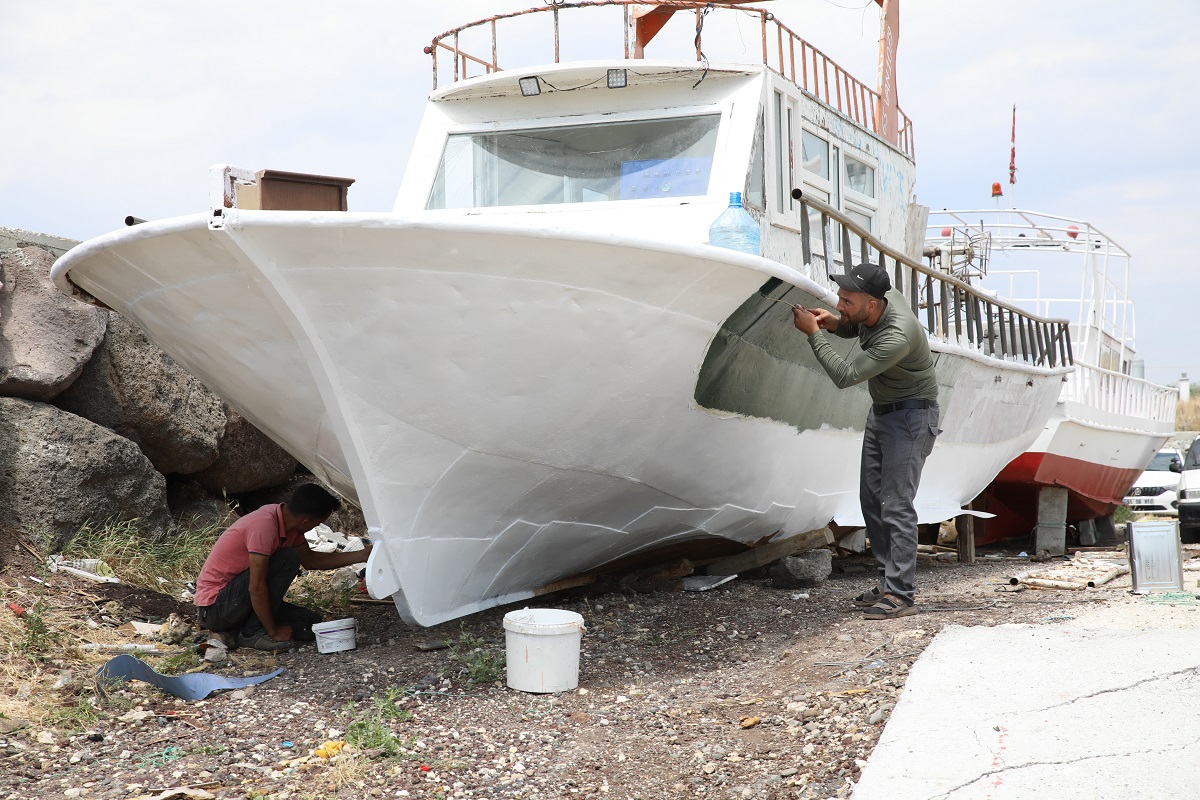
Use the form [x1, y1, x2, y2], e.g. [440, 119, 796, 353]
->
[852, 597, 1200, 799]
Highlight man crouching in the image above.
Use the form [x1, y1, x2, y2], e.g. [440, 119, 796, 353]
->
[193, 484, 371, 651]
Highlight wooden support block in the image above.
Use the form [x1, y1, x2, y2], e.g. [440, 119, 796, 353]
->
[705, 527, 833, 577]
[957, 504, 977, 565]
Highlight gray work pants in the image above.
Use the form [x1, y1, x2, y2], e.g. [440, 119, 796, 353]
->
[194, 547, 321, 639]
[860, 403, 940, 604]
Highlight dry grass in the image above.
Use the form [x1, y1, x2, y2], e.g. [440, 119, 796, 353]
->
[63, 516, 226, 593]
[0, 515, 231, 732]
[1178, 394, 1200, 432]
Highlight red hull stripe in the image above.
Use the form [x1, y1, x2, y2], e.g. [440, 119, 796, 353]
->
[994, 451, 1143, 506]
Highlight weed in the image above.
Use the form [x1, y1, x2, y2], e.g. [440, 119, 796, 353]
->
[343, 686, 416, 759]
[155, 649, 202, 675]
[191, 744, 229, 756]
[286, 570, 356, 612]
[449, 629, 506, 686]
[17, 604, 61, 658]
[373, 686, 414, 721]
[43, 697, 102, 733]
[64, 517, 224, 592]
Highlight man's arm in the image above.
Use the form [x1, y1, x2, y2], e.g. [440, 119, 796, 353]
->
[807, 327, 912, 389]
[296, 535, 372, 571]
[247, 553, 292, 642]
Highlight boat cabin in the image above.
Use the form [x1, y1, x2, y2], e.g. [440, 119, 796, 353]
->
[395, 2, 921, 285]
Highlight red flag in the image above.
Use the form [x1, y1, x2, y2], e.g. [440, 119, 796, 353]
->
[1009, 104, 1017, 185]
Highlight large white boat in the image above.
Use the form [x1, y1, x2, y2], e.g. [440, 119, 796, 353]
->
[926, 210, 1177, 546]
[52, 2, 1072, 625]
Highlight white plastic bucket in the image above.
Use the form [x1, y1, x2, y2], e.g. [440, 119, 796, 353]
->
[312, 618, 357, 654]
[503, 608, 585, 693]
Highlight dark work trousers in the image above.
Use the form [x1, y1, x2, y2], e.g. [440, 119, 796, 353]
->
[194, 548, 321, 639]
[860, 403, 940, 605]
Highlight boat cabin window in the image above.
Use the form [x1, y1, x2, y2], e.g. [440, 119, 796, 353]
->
[427, 114, 720, 209]
[845, 157, 874, 198]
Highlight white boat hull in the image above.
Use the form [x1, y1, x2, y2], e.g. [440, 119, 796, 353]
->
[54, 211, 1068, 624]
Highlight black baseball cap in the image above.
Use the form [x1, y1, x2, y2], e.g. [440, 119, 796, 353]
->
[832, 263, 890, 299]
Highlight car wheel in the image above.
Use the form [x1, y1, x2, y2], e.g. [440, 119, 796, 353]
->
[1181, 525, 1200, 545]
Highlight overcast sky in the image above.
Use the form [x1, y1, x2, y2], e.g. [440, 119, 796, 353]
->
[2, 1, 1194, 386]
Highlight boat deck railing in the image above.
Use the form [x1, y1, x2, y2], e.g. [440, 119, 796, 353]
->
[1064, 363, 1178, 424]
[426, 1, 914, 159]
[928, 209, 1143, 374]
[795, 191, 1074, 368]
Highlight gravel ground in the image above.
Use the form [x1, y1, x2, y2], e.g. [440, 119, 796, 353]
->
[0, 552, 1127, 800]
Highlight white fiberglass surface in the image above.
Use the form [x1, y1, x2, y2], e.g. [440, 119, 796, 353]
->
[427, 113, 720, 209]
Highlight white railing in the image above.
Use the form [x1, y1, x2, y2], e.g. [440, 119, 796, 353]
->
[1063, 363, 1178, 424]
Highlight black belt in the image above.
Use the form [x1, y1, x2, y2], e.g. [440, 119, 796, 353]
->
[873, 398, 934, 415]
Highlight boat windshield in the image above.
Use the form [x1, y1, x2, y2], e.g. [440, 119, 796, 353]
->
[427, 113, 720, 209]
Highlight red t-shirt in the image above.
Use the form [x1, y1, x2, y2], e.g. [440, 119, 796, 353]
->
[194, 504, 304, 606]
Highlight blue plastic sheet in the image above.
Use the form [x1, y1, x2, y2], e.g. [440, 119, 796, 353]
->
[96, 654, 283, 701]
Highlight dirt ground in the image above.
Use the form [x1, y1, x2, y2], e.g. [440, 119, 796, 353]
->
[0, 538, 1143, 800]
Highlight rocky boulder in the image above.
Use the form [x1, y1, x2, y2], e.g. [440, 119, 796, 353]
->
[193, 409, 298, 495]
[0, 397, 172, 547]
[769, 548, 833, 588]
[54, 312, 226, 475]
[0, 246, 106, 401]
[165, 478, 238, 530]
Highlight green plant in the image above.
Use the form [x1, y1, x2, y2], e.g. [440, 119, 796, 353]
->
[449, 630, 506, 686]
[155, 649, 202, 675]
[342, 686, 416, 758]
[285, 571, 356, 612]
[1113, 506, 1133, 525]
[43, 697, 103, 733]
[373, 686, 414, 721]
[17, 604, 61, 657]
[191, 744, 229, 756]
[64, 517, 224, 592]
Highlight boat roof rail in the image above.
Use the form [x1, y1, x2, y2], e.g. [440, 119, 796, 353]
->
[425, 1, 914, 159]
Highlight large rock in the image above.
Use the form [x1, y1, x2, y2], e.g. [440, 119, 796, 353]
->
[54, 312, 226, 475]
[769, 549, 833, 588]
[0, 245, 106, 401]
[0, 397, 172, 547]
[193, 409, 298, 495]
[165, 478, 238, 530]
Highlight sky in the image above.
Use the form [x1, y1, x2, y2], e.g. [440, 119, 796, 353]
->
[2, 0, 1195, 386]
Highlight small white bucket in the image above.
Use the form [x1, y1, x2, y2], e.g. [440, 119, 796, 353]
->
[312, 618, 357, 654]
[503, 608, 585, 693]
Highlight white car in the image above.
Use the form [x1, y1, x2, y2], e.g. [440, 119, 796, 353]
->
[1123, 447, 1184, 516]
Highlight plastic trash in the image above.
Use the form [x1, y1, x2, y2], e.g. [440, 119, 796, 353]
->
[708, 191, 761, 255]
[47, 555, 119, 583]
[96, 654, 282, 701]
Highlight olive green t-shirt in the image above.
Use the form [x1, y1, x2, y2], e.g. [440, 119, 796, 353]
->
[807, 288, 938, 404]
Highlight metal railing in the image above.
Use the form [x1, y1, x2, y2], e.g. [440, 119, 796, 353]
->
[788, 190, 1073, 368]
[427, 1, 914, 159]
[1063, 363, 1178, 424]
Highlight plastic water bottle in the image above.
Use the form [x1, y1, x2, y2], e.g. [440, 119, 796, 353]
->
[708, 191, 760, 255]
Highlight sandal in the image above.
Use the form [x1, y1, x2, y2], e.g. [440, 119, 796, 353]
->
[863, 595, 916, 620]
[852, 586, 884, 608]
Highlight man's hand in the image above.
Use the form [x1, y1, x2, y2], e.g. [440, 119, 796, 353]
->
[268, 625, 294, 642]
[792, 306, 820, 335]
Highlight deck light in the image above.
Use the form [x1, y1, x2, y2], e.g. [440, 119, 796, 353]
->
[519, 76, 541, 96]
[607, 69, 628, 89]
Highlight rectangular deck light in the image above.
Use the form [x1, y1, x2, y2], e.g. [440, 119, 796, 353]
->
[607, 68, 628, 89]
[518, 76, 541, 96]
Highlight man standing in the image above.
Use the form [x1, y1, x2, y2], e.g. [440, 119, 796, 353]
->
[194, 483, 371, 650]
[792, 263, 939, 619]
